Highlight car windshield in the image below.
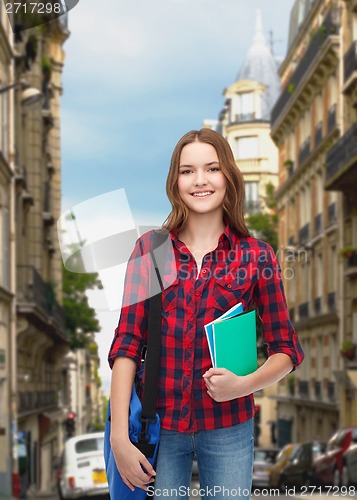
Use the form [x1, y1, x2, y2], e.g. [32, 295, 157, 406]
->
[254, 449, 278, 463]
[75, 437, 104, 454]
[312, 442, 326, 458]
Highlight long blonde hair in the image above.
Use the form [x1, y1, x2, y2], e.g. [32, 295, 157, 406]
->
[162, 128, 250, 237]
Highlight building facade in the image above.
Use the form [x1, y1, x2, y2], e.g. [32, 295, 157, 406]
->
[14, 15, 70, 495]
[0, 2, 16, 496]
[271, 0, 357, 446]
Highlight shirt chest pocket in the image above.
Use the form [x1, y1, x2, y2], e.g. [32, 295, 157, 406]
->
[212, 274, 250, 312]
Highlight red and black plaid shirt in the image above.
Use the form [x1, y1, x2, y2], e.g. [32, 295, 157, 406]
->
[108, 223, 304, 433]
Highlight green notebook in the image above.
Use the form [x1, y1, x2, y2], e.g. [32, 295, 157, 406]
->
[212, 309, 258, 376]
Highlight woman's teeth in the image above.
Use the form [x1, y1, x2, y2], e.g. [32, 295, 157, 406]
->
[192, 192, 213, 197]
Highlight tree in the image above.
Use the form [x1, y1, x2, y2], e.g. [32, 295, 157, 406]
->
[246, 182, 279, 360]
[62, 263, 102, 349]
[246, 182, 278, 252]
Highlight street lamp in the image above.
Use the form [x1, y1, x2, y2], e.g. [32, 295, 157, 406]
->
[0, 80, 43, 107]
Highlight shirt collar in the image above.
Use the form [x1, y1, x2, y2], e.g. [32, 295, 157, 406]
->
[169, 221, 236, 251]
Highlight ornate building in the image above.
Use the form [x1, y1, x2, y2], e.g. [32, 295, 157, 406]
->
[271, 0, 357, 447]
[0, 2, 16, 496]
[204, 10, 280, 218]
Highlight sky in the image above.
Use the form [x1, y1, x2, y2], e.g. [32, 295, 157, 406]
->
[60, 0, 296, 393]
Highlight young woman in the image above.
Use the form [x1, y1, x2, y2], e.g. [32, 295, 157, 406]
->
[108, 129, 304, 499]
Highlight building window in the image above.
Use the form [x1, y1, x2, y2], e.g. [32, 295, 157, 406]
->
[245, 181, 259, 203]
[0, 205, 10, 290]
[236, 136, 259, 159]
[328, 245, 336, 292]
[0, 93, 8, 159]
[289, 131, 296, 163]
[237, 92, 255, 121]
[316, 92, 323, 124]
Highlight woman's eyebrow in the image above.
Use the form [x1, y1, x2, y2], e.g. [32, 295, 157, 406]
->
[179, 161, 220, 168]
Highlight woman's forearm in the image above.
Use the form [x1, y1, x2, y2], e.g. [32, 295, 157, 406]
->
[110, 356, 137, 442]
[245, 353, 293, 394]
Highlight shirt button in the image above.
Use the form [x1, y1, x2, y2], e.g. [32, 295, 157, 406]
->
[202, 269, 207, 274]
[189, 316, 194, 322]
[227, 283, 232, 289]
[195, 291, 200, 297]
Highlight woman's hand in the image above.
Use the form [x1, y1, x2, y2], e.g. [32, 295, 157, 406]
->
[203, 354, 294, 402]
[203, 368, 252, 402]
[110, 435, 156, 491]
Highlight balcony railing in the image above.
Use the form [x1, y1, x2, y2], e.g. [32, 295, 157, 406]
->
[244, 200, 261, 214]
[315, 121, 323, 148]
[234, 112, 256, 122]
[299, 138, 311, 166]
[18, 390, 57, 414]
[299, 302, 309, 319]
[327, 103, 337, 134]
[325, 121, 357, 191]
[327, 291, 336, 312]
[327, 202, 337, 226]
[271, 8, 340, 127]
[314, 213, 322, 236]
[299, 223, 310, 247]
[299, 380, 309, 398]
[314, 297, 322, 315]
[44, 181, 51, 212]
[343, 40, 357, 90]
[17, 265, 66, 332]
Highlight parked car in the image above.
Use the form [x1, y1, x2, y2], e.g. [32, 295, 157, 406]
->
[57, 432, 108, 499]
[252, 447, 279, 488]
[278, 441, 326, 490]
[314, 428, 357, 487]
[269, 443, 299, 488]
[344, 443, 357, 486]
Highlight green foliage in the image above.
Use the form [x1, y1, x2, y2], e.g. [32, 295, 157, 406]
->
[341, 340, 356, 353]
[89, 342, 99, 355]
[287, 83, 295, 94]
[62, 263, 102, 350]
[102, 397, 109, 424]
[246, 182, 278, 252]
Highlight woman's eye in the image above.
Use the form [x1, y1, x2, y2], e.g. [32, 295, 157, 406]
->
[209, 167, 220, 172]
[180, 170, 191, 174]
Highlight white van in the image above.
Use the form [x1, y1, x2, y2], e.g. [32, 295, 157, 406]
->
[57, 432, 108, 499]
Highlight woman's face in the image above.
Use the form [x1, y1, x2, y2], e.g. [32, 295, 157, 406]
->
[177, 141, 226, 217]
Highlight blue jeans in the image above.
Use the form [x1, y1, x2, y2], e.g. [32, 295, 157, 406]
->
[148, 418, 254, 500]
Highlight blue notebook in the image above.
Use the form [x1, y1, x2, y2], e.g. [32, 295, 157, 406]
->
[204, 302, 243, 366]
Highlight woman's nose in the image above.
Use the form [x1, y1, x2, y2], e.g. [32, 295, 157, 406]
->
[194, 170, 208, 186]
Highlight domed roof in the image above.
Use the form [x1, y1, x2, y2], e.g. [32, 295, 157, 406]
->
[237, 9, 281, 120]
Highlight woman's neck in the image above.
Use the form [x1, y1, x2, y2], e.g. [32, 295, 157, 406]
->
[178, 213, 226, 247]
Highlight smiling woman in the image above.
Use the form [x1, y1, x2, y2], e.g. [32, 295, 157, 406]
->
[108, 128, 304, 500]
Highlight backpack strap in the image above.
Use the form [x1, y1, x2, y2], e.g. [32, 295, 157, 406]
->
[139, 230, 168, 442]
